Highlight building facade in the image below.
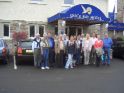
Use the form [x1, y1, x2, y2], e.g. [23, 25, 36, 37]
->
[108, 0, 124, 38]
[0, 0, 109, 40]
[117, 0, 124, 22]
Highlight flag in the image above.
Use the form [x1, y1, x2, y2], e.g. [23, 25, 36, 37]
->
[112, 5, 115, 20]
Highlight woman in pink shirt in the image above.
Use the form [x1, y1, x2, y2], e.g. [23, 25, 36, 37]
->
[94, 35, 103, 67]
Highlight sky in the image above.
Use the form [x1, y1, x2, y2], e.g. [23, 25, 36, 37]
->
[108, 0, 117, 13]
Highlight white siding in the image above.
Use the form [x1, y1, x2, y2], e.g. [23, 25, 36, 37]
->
[0, 0, 108, 22]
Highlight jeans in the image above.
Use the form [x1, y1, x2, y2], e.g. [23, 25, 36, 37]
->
[96, 54, 101, 67]
[65, 54, 73, 69]
[102, 48, 111, 65]
[59, 50, 65, 67]
[42, 48, 49, 67]
[76, 48, 81, 64]
[84, 50, 90, 65]
[49, 48, 55, 66]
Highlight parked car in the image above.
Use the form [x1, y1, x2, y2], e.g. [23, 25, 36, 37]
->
[16, 40, 34, 65]
[0, 38, 9, 64]
[112, 41, 124, 59]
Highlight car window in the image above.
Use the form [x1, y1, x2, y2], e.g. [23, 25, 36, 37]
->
[20, 41, 32, 48]
[0, 40, 3, 47]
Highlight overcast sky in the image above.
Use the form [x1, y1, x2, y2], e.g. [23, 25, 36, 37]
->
[108, 0, 117, 12]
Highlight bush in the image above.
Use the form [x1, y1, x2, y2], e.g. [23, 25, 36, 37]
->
[12, 31, 28, 42]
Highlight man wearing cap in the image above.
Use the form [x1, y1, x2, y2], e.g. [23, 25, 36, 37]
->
[32, 33, 42, 68]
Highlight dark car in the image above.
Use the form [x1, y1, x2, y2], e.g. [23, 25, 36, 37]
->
[0, 39, 9, 64]
[112, 41, 124, 59]
[16, 40, 34, 65]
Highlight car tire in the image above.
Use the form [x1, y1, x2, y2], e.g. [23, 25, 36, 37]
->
[15, 56, 20, 65]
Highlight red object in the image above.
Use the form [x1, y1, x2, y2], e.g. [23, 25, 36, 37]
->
[2, 48, 6, 56]
[17, 47, 22, 55]
[12, 31, 28, 42]
[94, 40, 103, 48]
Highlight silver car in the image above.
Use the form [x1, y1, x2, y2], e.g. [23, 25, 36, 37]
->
[0, 39, 9, 64]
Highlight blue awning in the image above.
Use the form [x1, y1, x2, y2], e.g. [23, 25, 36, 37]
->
[48, 4, 109, 24]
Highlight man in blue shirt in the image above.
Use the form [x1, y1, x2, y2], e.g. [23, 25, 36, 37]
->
[102, 33, 113, 66]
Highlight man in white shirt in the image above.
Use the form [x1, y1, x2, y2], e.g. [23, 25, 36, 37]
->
[32, 33, 42, 68]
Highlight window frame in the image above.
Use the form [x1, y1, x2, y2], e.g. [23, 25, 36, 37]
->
[29, 24, 36, 38]
[64, 0, 74, 5]
[0, 0, 12, 2]
[38, 25, 45, 37]
[3, 23, 10, 38]
[29, 0, 47, 5]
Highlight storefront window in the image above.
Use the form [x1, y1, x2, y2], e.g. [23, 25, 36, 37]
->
[77, 28, 82, 35]
[3, 24, 9, 37]
[55, 27, 58, 35]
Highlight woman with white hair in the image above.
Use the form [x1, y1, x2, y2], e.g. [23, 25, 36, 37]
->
[83, 34, 92, 65]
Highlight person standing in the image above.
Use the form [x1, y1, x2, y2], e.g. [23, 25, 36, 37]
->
[65, 36, 75, 69]
[102, 33, 113, 66]
[54, 35, 59, 67]
[57, 35, 65, 67]
[63, 35, 69, 65]
[94, 35, 103, 67]
[32, 33, 42, 68]
[89, 32, 98, 65]
[80, 33, 84, 64]
[41, 33, 50, 70]
[75, 35, 82, 65]
[48, 32, 55, 67]
[83, 34, 92, 65]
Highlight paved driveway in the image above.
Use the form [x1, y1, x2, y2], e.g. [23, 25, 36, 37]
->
[0, 59, 124, 93]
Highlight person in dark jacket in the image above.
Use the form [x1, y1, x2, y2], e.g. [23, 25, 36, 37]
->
[48, 32, 55, 67]
[65, 36, 75, 69]
[75, 35, 82, 65]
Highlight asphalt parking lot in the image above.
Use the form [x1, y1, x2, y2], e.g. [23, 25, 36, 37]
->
[0, 58, 124, 93]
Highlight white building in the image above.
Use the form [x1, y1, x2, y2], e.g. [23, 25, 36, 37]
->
[0, 0, 109, 39]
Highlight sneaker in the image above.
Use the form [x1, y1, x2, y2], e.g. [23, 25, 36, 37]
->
[41, 67, 45, 70]
[65, 67, 69, 70]
[70, 66, 73, 69]
[45, 66, 50, 69]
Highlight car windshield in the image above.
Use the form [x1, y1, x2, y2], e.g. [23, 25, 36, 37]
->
[20, 41, 32, 48]
[0, 40, 3, 47]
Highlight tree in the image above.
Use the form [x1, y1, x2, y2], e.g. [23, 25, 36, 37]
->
[12, 31, 28, 70]
[12, 31, 28, 42]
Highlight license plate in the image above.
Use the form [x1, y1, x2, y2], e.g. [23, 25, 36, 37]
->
[26, 50, 33, 53]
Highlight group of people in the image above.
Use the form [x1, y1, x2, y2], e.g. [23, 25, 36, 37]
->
[32, 32, 113, 70]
